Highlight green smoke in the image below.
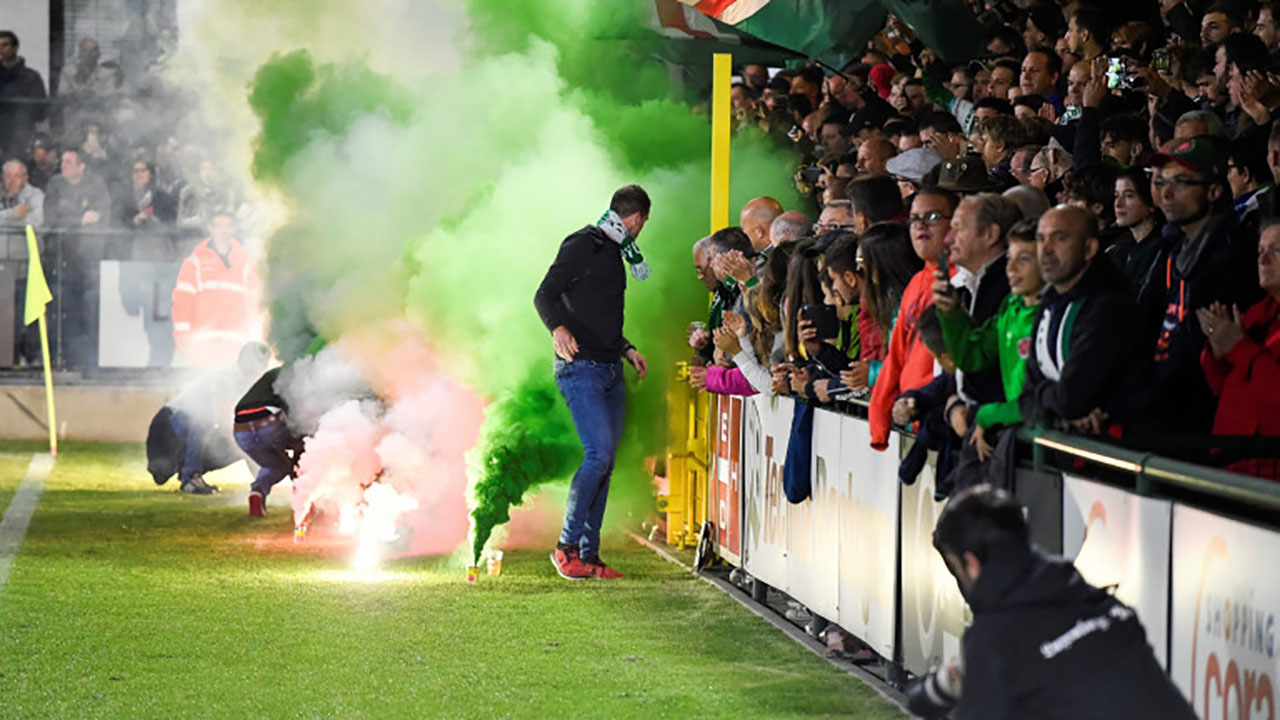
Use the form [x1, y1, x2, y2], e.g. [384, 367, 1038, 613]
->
[242, 0, 804, 562]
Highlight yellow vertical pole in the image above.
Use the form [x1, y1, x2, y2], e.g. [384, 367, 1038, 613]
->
[710, 53, 732, 233]
[24, 225, 56, 457]
[38, 314, 56, 457]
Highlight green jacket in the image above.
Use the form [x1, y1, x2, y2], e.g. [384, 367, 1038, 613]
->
[938, 293, 1041, 429]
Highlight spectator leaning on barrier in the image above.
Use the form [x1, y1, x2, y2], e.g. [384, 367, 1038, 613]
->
[932, 193, 1018, 492]
[1021, 205, 1141, 437]
[808, 234, 865, 402]
[911, 485, 1197, 720]
[857, 222, 923, 389]
[1198, 219, 1280, 479]
[892, 306, 962, 487]
[1141, 137, 1262, 434]
[707, 225, 757, 326]
[43, 149, 111, 229]
[935, 220, 1044, 494]
[869, 187, 958, 450]
[0, 159, 43, 228]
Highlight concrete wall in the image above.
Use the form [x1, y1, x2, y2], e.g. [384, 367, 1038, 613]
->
[1, 384, 169, 442]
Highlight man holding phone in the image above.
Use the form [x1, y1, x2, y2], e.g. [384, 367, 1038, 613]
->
[534, 185, 651, 581]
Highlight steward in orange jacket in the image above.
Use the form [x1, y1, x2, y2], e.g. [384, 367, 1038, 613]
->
[171, 214, 261, 366]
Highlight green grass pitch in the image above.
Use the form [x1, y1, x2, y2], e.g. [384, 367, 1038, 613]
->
[0, 442, 903, 719]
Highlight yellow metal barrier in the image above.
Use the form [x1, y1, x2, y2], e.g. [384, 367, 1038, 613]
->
[661, 362, 712, 548]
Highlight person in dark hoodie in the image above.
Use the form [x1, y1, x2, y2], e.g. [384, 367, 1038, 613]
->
[1021, 205, 1142, 436]
[911, 485, 1196, 720]
[1140, 137, 1263, 435]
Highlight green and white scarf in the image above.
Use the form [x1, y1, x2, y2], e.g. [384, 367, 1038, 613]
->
[597, 210, 651, 281]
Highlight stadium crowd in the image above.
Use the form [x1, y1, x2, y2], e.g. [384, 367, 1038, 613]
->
[687, 0, 1280, 487]
[0, 22, 258, 370]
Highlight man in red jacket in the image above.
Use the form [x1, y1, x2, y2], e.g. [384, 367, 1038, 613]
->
[1198, 220, 1280, 478]
[869, 186, 959, 449]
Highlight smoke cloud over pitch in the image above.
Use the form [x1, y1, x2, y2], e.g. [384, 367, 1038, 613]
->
[171, 0, 802, 560]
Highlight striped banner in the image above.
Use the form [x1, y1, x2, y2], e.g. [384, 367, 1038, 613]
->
[679, 0, 773, 24]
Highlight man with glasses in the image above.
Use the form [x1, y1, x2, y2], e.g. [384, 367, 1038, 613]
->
[814, 199, 856, 236]
[1139, 138, 1262, 434]
[869, 187, 959, 450]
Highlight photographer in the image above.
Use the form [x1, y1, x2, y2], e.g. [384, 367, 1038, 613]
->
[909, 485, 1194, 720]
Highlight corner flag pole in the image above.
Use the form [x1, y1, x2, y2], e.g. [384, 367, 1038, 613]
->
[23, 226, 56, 457]
[710, 53, 732, 234]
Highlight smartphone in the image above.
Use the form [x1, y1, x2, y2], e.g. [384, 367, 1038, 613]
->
[1105, 57, 1125, 90]
[801, 303, 839, 340]
[937, 249, 950, 277]
[1152, 49, 1170, 72]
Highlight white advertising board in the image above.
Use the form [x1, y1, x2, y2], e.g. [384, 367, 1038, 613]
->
[900, 449, 969, 676]
[741, 394, 792, 592]
[1062, 475, 1173, 669]
[833, 413, 900, 659]
[1170, 504, 1280, 719]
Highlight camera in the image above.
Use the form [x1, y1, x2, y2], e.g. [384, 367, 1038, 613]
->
[797, 165, 825, 185]
[905, 657, 964, 718]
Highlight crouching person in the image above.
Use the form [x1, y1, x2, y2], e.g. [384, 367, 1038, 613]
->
[233, 366, 303, 517]
[907, 485, 1194, 720]
[147, 342, 271, 494]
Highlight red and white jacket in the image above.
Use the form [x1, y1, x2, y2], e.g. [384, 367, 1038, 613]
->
[171, 237, 261, 366]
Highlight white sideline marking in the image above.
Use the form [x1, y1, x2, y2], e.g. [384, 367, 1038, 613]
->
[0, 454, 53, 597]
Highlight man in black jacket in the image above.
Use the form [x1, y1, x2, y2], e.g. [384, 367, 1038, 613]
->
[1021, 205, 1141, 433]
[1140, 137, 1263, 435]
[535, 185, 651, 581]
[921, 485, 1195, 720]
[233, 366, 302, 518]
[0, 31, 46, 162]
[932, 193, 1016, 494]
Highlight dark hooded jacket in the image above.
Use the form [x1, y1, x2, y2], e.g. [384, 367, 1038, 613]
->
[956, 540, 1196, 720]
[1137, 211, 1263, 433]
[1020, 257, 1143, 428]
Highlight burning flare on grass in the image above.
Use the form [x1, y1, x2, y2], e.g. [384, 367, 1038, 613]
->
[282, 332, 484, 568]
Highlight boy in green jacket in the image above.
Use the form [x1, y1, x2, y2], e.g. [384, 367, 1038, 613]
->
[934, 220, 1044, 472]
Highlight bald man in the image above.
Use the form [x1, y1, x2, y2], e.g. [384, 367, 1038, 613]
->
[856, 138, 897, 176]
[770, 210, 811, 247]
[1020, 205, 1140, 435]
[739, 196, 784, 253]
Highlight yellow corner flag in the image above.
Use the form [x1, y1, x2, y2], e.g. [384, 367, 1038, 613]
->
[24, 225, 52, 325]
[24, 225, 57, 456]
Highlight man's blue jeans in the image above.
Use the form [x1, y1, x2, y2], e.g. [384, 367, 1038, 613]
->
[168, 410, 202, 482]
[233, 418, 296, 497]
[554, 358, 626, 560]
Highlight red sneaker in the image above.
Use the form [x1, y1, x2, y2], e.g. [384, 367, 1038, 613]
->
[584, 556, 625, 579]
[550, 544, 590, 580]
[248, 492, 266, 518]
